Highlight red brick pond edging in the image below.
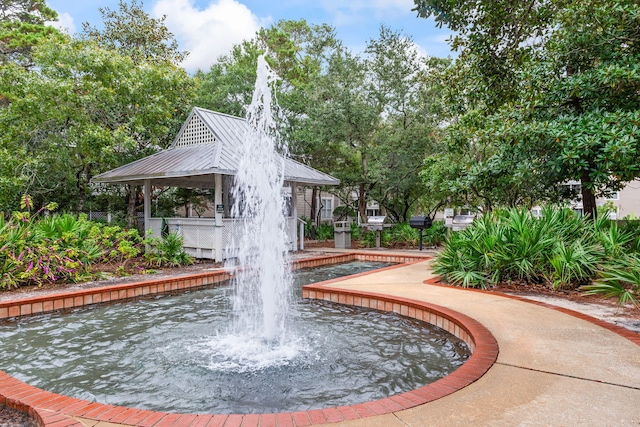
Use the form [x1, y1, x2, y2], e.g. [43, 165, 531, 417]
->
[0, 253, 499, 427]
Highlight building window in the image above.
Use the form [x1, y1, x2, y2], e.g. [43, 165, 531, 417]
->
[607, 192, 620, 201]
[321, 197, 333, 219]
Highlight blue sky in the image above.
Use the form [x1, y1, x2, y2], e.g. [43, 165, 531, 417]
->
[46, 0, 455, 72]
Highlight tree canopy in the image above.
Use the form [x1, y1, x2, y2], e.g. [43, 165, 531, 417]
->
[414, 0, 640, 217]
[0, 0, 62, 68]
[82, 0, 187, 66]
[0, 1, 194, 217]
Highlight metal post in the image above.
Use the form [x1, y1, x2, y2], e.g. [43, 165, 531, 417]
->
[419, 229, 423, 251]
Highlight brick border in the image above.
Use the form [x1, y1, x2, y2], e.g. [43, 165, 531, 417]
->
[0, 252, 499, 427]
[0, 253, 430, 322]
[423, 277, 640, 346]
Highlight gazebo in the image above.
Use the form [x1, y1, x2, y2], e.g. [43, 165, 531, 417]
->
[92, 107, 339, 261]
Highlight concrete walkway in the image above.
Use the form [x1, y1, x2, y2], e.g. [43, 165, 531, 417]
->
[2, 249, 639, 426]
[314, 256, 640, 427]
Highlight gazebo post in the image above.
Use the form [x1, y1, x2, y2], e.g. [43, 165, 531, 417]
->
[143, 180, 151, 235]
[291, 182, 300, 250]
[214, 173, 224, 262]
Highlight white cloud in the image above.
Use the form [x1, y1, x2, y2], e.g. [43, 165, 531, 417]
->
[152, 0, 270, 72]
[46, 12, 77, 35]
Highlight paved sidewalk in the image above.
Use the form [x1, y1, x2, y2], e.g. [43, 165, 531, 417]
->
[317, 258, 640, 426]
[2, 249, 639, 427]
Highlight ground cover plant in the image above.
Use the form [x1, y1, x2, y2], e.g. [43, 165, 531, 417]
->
[434, 207, 640, 306]
[361, 220, 446, 248]
[0, 197, 192, 289]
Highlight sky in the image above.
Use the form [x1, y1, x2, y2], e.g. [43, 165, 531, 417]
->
[45, 0, 455, 73]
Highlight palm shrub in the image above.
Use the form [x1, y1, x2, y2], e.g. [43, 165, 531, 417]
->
[583, 254, 640, 306]
[581, 216, 640, 304]
[350, 221, 362, 240]
[145, 231, 193, 267]
[546, 239, 601, 289]
[315, 223, 334, 240]
[298, 216, 312, 238]
[360, 229, 390, 248]
[388, 223, 418, 247]
[433, 207, 607, 290]
[423, 221, 447, 246]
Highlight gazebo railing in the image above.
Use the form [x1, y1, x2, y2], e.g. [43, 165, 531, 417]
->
[146, 217, 298, 260]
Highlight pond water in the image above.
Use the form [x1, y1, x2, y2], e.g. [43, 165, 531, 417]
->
[0, 261, 470, 414]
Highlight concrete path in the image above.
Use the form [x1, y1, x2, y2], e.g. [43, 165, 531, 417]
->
[317, 258, 640, 427]
[3, 249, 639, 427]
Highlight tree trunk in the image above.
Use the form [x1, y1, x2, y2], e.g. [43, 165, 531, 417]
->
[126, 184, 138, 228]
[75, 164, 91, 213]
[402, 199, 411, 223]
[358, 152, 370, 224]
[222, 175, 233, 218]
[580, 171, 597, 219]
[358, 183, 368, 224]
[76, 184, 86, 213]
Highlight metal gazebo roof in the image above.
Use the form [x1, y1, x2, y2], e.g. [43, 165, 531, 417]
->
[92, 107, 339, 188]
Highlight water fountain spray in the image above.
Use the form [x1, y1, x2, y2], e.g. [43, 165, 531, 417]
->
[228, 54, 293, 343]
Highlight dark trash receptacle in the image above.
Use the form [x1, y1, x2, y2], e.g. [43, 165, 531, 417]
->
[409, 215, 433, 251]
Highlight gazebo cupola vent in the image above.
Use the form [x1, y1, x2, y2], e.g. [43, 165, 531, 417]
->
[174, 113, 217, 147]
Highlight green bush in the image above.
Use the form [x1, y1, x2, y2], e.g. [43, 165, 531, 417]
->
[0, 204, 145, 288]
[144, 231, 194, 267]
[388, 223, 419, 247]
[423, 221, 447, 247]
[583, 254, 640, 306]
[350, 222, 362, 240]
[433, 206, 640, 294]
[298, 215, 312, 238]
[356, 221, 445, 248]
[360, 229, 391, 248]
[315, 223, 334, 240]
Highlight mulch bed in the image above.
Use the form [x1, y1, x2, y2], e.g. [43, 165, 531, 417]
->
[0, 406, 36, 427]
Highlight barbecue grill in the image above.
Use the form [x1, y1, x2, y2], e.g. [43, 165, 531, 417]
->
[447, 214, 475, 231]
[363, 216, 388, 248]
[409, 215, 433, 251]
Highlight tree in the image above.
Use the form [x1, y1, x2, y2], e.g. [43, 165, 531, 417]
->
[301, 47, 379, 223]
[0, 0, 61, 69]
[193, 39, 261, 117]
[414, 0, 640, 217]
[533, 0, 640, 217]
[194, 19, 339, 118]
[193, 19, 344, 228]
[82, 0, 187, 66]
[81, 0, 192, 225]
[0, 36, 194, 214]
[365, 27, 448, 221]
[413, 0, 566, 109]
